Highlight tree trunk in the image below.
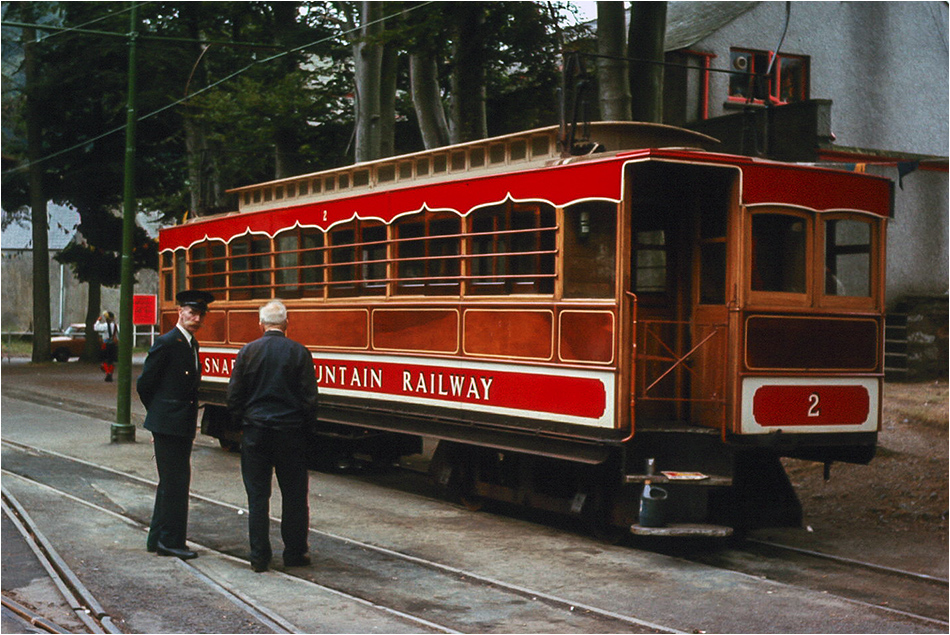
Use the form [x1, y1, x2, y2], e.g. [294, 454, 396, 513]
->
[448, 3, 488, 143]
[353, 1, 384, 162]
[410, 53, 449, 149]
[628, 1, 667, 123]
[596, 1, 631, 121]
[379, 41, 399, 158]
[81, 280, 101, 363]
[24, 25, 51, 363]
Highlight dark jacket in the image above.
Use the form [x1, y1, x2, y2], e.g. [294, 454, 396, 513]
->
[227, 330, 318, 429]
[137, 327, 202, 438]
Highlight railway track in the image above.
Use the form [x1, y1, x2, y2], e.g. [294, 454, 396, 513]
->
[3, 435, 946, 633]
[2, 486, 123, 634]
[1, 439, 680, 634]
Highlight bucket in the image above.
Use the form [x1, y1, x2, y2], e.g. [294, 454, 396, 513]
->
[638, 483, 668, 528]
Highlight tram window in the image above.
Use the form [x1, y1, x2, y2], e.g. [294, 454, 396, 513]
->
[563, 202, 617, 299]
[634, 230, 667, 293]
[470, 148, 485, 168]
[510, 140, 527, 162]
[361, 224, 388, 296]
[328, 228, 356, 298]
[750, 214, 806, 293]
[230, 236, 272, 300]
[299, 230, 325, 297]
[433, 155, 447, 173]
[416, 158, 430, 176]
[399, 162, 413, 180]
[467, 202, 555, 295]
[825, 219, 871, 297]
[189, 241, 226, 300]
[175, 251, 187, 294]
[275, 232, 301, 298]
[470, 208, 508, 295]
[395, 215, 461, 295]
[397, 222, 425, 290]
[532, 136, 549, 157]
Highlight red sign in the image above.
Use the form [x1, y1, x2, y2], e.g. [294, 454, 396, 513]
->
[133, 294, 158, 326]
[753, 385, 870, 426]
[201, 351, 609, 422]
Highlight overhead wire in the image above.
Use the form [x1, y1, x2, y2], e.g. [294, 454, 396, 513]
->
[2, 1, 435, 178]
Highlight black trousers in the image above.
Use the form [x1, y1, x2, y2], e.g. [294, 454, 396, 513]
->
[147, 433, 193, 550]
[241, 425, 310, 562]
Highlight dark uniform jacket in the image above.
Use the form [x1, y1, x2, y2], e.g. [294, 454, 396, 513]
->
[227, 330, 318, 429]
[137, 326, 202, 438]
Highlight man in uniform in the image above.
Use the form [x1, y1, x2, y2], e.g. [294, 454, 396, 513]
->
[227, 300, 318, 572]
[137, 289, 214, 559]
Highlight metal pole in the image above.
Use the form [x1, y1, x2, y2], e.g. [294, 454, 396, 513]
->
[112, 3, 138, 443]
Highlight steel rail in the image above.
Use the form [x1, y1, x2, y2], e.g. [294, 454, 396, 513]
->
[747, 538, 950, 586]
[1, 486, 122, 634]
[1, 439, 685, 634]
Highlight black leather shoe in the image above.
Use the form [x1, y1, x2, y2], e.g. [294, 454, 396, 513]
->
[156, 542, 198, 560]
[284, 554, 310, 567]
[250, 559, 269, 572]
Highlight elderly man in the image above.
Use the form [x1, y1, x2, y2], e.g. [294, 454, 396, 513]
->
[227, 300, 318, 572]
[137, 289, 214, 560]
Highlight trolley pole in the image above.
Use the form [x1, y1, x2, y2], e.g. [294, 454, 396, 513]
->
[113, 4, 139, 443]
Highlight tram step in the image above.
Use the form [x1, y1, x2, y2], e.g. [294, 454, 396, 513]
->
[624, 473, 732, 487]
[630, 523, 734, 538]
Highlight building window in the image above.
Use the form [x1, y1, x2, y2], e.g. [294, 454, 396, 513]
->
[728, 49, 808, 105]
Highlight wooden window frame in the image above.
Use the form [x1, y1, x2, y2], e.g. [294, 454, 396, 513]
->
[728, 48, 809, 106]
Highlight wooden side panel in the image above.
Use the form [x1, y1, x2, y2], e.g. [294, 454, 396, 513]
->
[373, 309, 459, 353]
[289, 309, 369, 349]
[463, 309, 553, 360]
[160, 311, 177, 334]
[227, 310, 260, 345]
[558, 310, 615, 364]
[199, 311, 228, 344]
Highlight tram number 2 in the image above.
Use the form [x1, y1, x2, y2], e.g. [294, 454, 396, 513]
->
[807, 393, 821, 418]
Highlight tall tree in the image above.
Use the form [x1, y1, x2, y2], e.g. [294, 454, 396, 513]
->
[628, 1, 667, 123]
[23, 19, 51, 362]
[447, 3, 488, 143]
[596, 1, 631, 121]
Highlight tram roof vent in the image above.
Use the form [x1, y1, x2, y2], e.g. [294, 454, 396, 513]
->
[228, 122, 719, 214]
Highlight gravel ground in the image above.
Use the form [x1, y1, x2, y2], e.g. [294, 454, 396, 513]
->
[774, 380, 948, 577]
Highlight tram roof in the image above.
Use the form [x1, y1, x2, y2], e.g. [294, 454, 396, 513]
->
[227, 122, 719, 214]
[162, 123, 891, 250]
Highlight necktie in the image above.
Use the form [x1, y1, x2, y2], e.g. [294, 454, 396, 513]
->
[191, 338, 200, 371]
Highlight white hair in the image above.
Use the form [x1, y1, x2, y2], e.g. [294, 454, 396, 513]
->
[259, 300, 288, 326]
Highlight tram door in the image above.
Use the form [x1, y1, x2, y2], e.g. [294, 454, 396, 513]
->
[627, 162, 737, 430]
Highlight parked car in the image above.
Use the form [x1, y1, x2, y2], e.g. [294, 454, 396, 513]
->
[51, 323, 92, 362]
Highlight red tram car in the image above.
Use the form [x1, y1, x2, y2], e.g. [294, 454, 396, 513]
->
[157, 122, 891, 536]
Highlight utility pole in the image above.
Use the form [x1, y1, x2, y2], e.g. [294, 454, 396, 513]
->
[113, 3, 138, 443]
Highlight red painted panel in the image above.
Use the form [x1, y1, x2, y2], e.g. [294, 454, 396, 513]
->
[159, 160, 624, 250]
[373, 309, 458, 353]
[753, 385, 870, 426]
[160, 311, 177, 334]
[288, 310, 368, 349]
[227, 311, 260, 345]
[199, 311, 228, 344]
[464, 310, 553, 360]
[741, 163, 892, 217]
[559, 311, 614, 363]
[201, 351, 607, 420]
